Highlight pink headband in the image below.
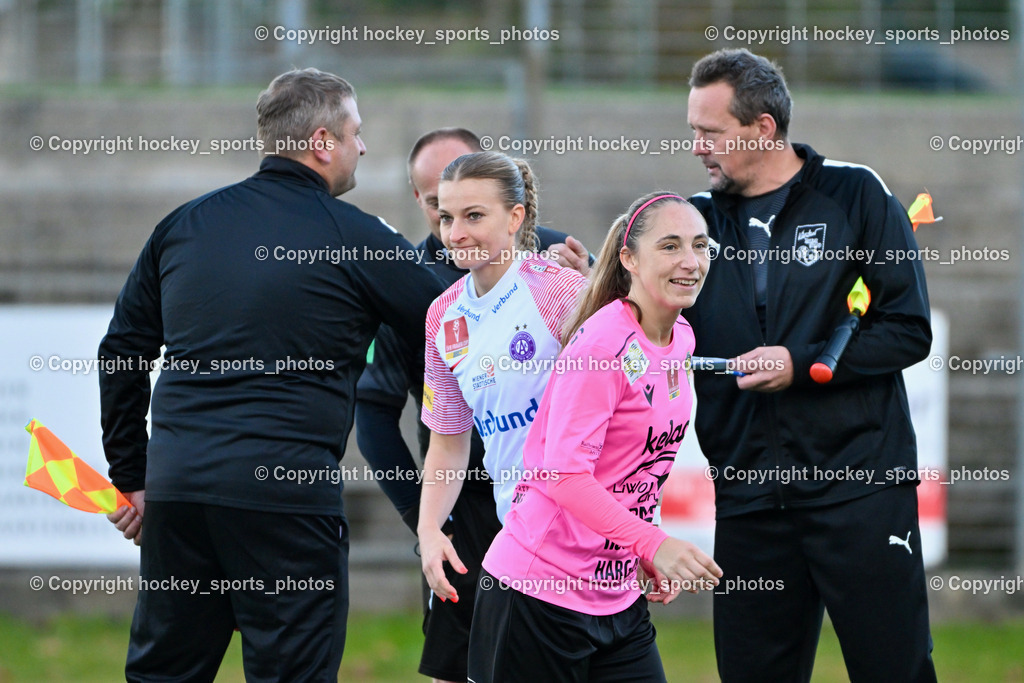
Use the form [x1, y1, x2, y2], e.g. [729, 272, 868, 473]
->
[623, 194, 684, 247]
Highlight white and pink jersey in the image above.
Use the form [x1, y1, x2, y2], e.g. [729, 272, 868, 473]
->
[483, 299, 696, 615]
[422, 254, 586, 522]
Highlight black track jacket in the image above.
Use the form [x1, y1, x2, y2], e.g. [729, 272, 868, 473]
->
[683, 143, 932, 519]
[98, 156, 445, 515]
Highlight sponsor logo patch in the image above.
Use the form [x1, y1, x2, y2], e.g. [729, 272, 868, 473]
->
[471, 358, 497, 391]
[621, 339, 649, 385]
[443, 316, 469, 365]
[667, 366, 680, 400]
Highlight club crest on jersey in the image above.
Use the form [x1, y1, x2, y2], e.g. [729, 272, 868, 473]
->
[794, 223, 826, 266]
[667, 366, 681, 400]
[509, 328, 536, 362]
[443, 316, 469, 365]
[621, 339, 649, 385]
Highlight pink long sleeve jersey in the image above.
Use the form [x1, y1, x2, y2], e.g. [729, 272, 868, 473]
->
[484, 299, 695, 615]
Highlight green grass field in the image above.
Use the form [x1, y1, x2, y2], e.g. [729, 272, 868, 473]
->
[0, 612, 1021, 682]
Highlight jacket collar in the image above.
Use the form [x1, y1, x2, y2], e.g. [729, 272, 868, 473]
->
[255, 155, 331, 193]
[708, 142, 823, 213]
[790, 142, 823, 183]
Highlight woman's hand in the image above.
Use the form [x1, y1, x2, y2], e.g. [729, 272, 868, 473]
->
[418, 524, 467, 603]
[417, 428, 473, 603]
[639, 558, 674, 604]
[650, 537, 722, 604]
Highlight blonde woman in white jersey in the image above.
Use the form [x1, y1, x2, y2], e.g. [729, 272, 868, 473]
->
[418, 152, 587, 607]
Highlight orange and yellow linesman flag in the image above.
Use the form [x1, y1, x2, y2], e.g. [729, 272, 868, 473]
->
[23, 419, 130, 514]
[908, 192, 942, 232]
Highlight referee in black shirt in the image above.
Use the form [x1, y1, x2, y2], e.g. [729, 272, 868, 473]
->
[100, 68, 444, 682]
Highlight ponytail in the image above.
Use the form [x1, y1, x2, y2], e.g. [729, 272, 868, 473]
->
[512, 158, 539, 252]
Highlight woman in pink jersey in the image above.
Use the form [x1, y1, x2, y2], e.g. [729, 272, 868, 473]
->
[468, 192, 723, 682]
[418, 152, 587, 612]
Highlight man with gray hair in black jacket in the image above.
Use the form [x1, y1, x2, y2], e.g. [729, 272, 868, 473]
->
[100, 68, 444, 681]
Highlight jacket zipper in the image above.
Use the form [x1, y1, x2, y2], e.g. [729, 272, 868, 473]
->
[761, 202, 788, 511]
[753, 262, 785, 510]
[728, 195, 789, 511]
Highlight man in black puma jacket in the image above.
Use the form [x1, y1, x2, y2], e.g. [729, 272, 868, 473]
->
[682, 49, 937, 682]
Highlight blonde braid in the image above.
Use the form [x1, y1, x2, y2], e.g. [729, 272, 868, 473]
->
[513, 158, 539, 252]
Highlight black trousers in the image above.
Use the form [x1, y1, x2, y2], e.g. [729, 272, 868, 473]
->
[713, 484, 937, 683]
[468, 573, 665, 683]
[125, 501, 349, 683]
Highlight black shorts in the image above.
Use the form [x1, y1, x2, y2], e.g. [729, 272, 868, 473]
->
[125, 501, 348, 683]
[713, 484, 937, 683]
[419, 487, 502, 681]
[467, 572, 665, 683]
